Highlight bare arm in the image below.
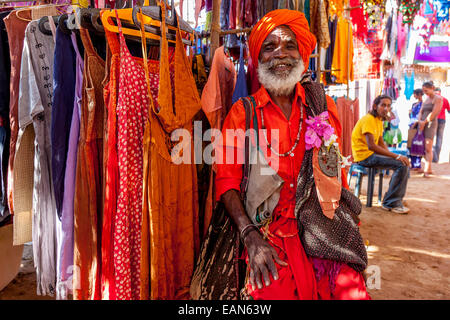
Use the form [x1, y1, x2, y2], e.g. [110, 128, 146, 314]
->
[426, 97, 443, 122]
[221, 189, 287, 290]
[365, 133, 409, 166]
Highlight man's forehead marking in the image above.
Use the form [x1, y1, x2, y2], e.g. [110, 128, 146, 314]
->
[263, 26, 297, 44]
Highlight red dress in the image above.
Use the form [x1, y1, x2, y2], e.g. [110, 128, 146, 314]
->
[112, 13, 149, 300]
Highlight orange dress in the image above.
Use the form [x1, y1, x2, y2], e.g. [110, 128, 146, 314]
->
[141, 8, 201, 300]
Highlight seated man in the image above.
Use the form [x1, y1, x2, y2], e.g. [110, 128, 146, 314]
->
[216, 9, 370, 300]
[351, 95, 410, 214]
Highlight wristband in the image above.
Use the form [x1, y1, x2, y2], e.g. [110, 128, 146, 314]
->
[240, 224, 259, 242]
[395, 154, 401, 160]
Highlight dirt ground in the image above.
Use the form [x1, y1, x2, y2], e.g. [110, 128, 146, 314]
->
[0, 163, 449, 300]
[358, 162, 450, 300]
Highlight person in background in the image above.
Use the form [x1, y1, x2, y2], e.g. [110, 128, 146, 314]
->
[351, 95, 411, 214]
[409, 89, 424, 171]
[417, 82, 443, 177]
[432, 87, 450, 163]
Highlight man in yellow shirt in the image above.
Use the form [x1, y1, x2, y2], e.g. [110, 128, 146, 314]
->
[351, 95, 411, 214]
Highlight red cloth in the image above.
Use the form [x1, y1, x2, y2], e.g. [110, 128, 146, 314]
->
[349, 0, 368, 41]
[316, 263, 371, 300]
[248, 9, 317, 68]
[336, 97, 359, 159]
[216, 83, 347, 206]
[437, 96, 450, 120]
[102, 27, 120, 300]
[113, 15, 149, 300]
[245, 217, 318, 300]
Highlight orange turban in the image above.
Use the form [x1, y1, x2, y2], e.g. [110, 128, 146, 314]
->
[248, 9, 317, 69]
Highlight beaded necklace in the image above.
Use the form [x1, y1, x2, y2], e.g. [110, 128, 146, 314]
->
[260, 100, 304, 157]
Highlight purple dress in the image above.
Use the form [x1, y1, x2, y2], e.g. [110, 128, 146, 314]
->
[56, 33, 83, 300]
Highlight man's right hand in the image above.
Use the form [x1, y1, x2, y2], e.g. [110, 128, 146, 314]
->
[244, 230, 288, 290]
[396, 155, 410, 167]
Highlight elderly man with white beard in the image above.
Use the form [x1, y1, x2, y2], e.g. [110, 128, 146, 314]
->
[215, 10, 370, 300]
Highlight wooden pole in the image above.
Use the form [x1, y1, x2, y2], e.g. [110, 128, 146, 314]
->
[347, 21, 351, 97]
[209, 0, 221, 63]
[317, 42, 321, 83]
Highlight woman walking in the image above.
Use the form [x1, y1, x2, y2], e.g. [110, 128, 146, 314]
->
[417, 82, 443, 177]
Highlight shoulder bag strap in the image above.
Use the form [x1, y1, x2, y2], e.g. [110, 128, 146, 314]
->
[239, 96, 259, 201]
[240, 97, 252, 201]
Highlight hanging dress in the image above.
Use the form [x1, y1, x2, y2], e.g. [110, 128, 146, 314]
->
[112, 11, 150, 300]
[141, 7, 201, 300]
[73, 28, 106, 300]
[101, 25, 120, 301]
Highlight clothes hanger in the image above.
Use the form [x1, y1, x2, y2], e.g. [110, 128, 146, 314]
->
[101, 3, 176, 43]
[15, 3, 70, 22]
[58, 13, 72, 35]
[38, 15, 60, 36]
[132, 5, 192, 46]
[133, 0, 194, 34]
[100, 7, 166, 43]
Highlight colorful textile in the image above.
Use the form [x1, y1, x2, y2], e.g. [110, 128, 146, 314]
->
[231, 41, 249, 105]
[141, 10, 201, 299]
[56, 32, 83, 300]
[248, 9, 317, 68]
[404, 71, 415, 100]
[73, 28, 106, 300]
[51, 26, 76, 219]
[4, 9, 31, 216]
[113, 14, 149, 300]
[331, 17, 354, 84]
[102, 26, 120, 300]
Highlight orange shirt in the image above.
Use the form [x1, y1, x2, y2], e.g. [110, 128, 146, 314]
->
[215, 82, 346, 221]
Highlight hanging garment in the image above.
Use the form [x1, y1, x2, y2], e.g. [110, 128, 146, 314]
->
[200, 45, 236, 238]
[192, 54, 207, 95]
[404, 71, 415, 100]
[16, 19, 57, 296]
[350, 0, 368, 41]
[51, 26, 76, 220]
[331, 17, 354, 84]
[4, 9, 31, 217]
[231, 40, 249, 105]
[52, 25, 76, 298]
[247, 56, 261, 95]
[56, 32, 84, 301]
[310, 0, 330, 48]
[73, 28, 106, 300]
[305, 0, 311, 24]
[101, 27, 120, 301]
[141, 9, 201, 300]
[324, 17, 337, 84]
[0, 9, 12, 226]
[397, 12, 407, 58]
[201, 46, 236, 130]
[111, 13, 150, 300]
[336, 97, 359, 158]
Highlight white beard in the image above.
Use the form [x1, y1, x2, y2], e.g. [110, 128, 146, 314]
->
[257, 58, 305, 96]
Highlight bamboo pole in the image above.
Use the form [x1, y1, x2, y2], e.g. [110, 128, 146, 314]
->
[209, 0, 221, 63]
[347, 20, 351, 97]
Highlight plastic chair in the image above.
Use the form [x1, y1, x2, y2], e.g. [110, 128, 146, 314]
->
[347, 163, 383, 207]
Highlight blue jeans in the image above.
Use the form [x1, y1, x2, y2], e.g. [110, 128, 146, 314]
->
[432, 119, 445, 163]
[358, 154, 409, 208]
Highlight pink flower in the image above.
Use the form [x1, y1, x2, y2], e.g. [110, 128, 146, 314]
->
[305, 128, 322, 150]
[305, 111, 335, 149]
